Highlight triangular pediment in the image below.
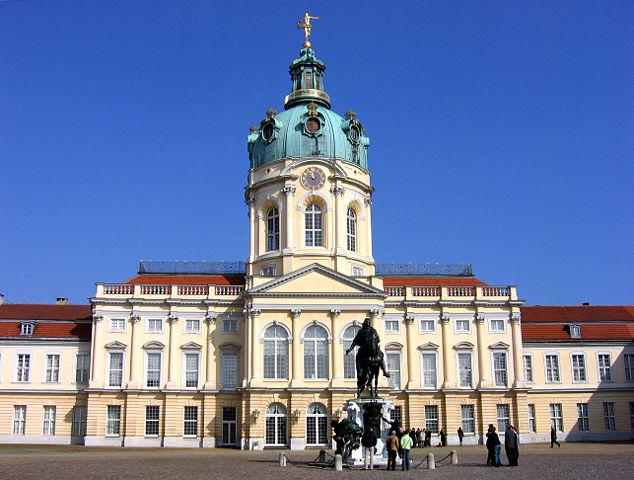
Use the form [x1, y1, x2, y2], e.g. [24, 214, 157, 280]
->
[418, 342, 439, 351]
[105, 341, 127, 349]
[489, 341, 510, 350]
[181, 342, 203, 350]
[248, 263, 385, 298]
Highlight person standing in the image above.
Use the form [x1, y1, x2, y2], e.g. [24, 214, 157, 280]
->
[424, 428, 432, 447]
[439, 428, 447, 447]
[457, 426, 464, 446]
[486, 424, 502, 467]
[386, 430, 399, 471]
[505, 425, 519, 466]
[417, 428, 424, 448]
[361, 426, 377, 470]
[409, 428, 417, 447]
[400, 428, 413, 470]
[550, 426, 560, 448]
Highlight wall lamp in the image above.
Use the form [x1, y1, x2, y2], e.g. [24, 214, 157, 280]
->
[292, 409, 302, 419]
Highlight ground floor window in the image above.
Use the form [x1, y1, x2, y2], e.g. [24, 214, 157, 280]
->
[72, 406, 86, 437]
[496, 404, 510, 432]
[528, 404, 536, 433]
[577, 403, 589, 432]
[106, 405, 121, 436]
[550, 403, 563, 432]
[630, 402, 634, 431]
[43, 406, 56, 435]
[306, 403, 328, 445]
[425, 405, 439, 434]
[183, 406, 198, 437]
[145, 406, 160, 436]
[390, 405, 402, 426]
[461, 405, 475, 434]
[265, 403, 287, 446]
[13, 405, 26, 435]
[603, 402, 616, 431]
[222, 407, 237, 446]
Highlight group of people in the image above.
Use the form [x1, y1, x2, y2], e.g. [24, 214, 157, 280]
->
[485, 424, 520, 467]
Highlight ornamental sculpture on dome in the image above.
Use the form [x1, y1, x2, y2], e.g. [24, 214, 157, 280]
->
[297, 12, 319, 48]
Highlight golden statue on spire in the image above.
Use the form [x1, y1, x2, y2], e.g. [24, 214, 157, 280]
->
[297, 12, 319, 48]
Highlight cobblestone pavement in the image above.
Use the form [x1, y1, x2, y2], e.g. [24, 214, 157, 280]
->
[0, 442, 632, 479]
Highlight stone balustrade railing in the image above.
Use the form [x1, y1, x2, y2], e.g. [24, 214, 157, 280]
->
[96, 283, 244, 298]
[384, 285, 517, 301]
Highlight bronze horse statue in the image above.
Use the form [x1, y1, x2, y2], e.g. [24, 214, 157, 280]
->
[356, 338, 382, 397]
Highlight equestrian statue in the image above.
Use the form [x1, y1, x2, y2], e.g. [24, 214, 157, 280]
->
[345, 317, 390, 397]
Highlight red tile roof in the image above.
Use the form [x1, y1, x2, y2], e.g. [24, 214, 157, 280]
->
[382, 277, 488, 287]
[0, 304, 92, 340]
[124, 275, 245, 286]
[521, 306, 634, 342]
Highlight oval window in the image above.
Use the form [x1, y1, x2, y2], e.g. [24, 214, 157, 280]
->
[306, 117, 320, 133]
[262, 123, 274, 140]
[349, 126, 360, 142]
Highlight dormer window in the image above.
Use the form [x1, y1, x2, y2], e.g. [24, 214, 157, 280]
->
[569, 324, 581, 338]
[20, 322, 35, 336]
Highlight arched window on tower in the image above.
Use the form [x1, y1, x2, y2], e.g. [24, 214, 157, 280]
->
[305, 204, 322, 247]
[304, 325, 328, 379]
[263, 325, 289, 379]
[343, 324, 361, 379]
[347, 208, 356, 252]
[266, 207, 279, 251]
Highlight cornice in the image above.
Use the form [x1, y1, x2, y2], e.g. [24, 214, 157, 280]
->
[248, 292, 386, 300]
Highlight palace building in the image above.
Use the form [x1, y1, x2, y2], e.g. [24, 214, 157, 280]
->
[1, 25, 632, 448]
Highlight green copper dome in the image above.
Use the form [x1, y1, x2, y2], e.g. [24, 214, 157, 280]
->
[247, 48, 370, 170]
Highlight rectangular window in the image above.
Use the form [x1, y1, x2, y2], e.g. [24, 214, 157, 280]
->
[603, 402, 616, 431]
[222, 318, 239, 334]
[185, 353, 199, 388]
[493, 352, 508, 386]
[625, 354, 634, 382]
[76, 354, 90, 383]
[458, 353, 472, 387]
[222, 407, 237, 445]
[419, 319, 435, 333]
[528, 404, 536, 433]
[571, 354, 587, 382]
[425, 405, 439, 434]
[550, 403, 563, 432]
[145, 406, 160, 436]
[185, 319, 200, 333]
[390, 406, 402, 426]
[490, 318, 505, 333]
[72, 406, 87, 437]
[16, 354, 30, 382]
[384, 318, 400, 334]
[351, 265, 364, 277]
[598, 354, 612, 381]
[108, 352, 124, 387]
[545, 354, 560, 382]
[221, 351, 238, 389]
[386, 352, 401, 388]
[106, 405, 121, 436]
[455, 319, 470, 333]
[569, 324, 581, 338]
[461, 405, 475, 434]
[577, 403, 589, 432]
[43, 406, 56, 435]
[109, 318, 126, 332]
[146, 353, 161, 387]
[497, 404, 510, 432]
[147, 318, 163, 333]
[422, 353, 437, 388]
[261, 264, 277, 277]
[523, 355, 534, 382]
[20, 322, 34, 336]
[183, 406, 198, 437]
[45, 354, 60, 382]
[13, 405, 26, 435]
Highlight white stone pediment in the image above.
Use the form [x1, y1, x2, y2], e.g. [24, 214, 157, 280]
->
[180, 342, 203, 350]
[143, 341, 165, 350]
[248, 263, 385, 297]
[454, 341, 475, 350]
[105, 341, 127, 349]
[489, 341, 510, 350]
[417, 342, 439, 351]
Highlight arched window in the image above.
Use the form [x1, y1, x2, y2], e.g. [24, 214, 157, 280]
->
[263, 325, 289, 379]
[306, 403, 328, 445]
[343, 324, 360, 379]
[346, 208, 356, 252]
[304, 325, 328, 379]
[305, 204, 322, 247]
[266, 207, 279, 251]
[265, 403, 287, 446]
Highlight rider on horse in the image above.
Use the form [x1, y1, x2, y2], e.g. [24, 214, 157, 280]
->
[345, 318, 391, 384]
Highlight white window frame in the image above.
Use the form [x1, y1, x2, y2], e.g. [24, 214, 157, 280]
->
[491, 350, 508, 387]
[384, 315, 401, 334]
[569, 324, 581, 338]
[342, 323, 361, 380]
[183, 318, 201, 334]
[183, 352, 200, 388]
[497, 404, 510, 431]
[303, 324, 329, 380]
[146, 318, 164, 334]
[418, 318, 437, 334]
[597, 352, 613, 382]
[603, 402, 616, 431]
[306, 403, 329, 446]
[220, 348, 239, 390]
[424, 405, 439, 434]
[222, 406, 237, 446]
[74, 352, 90, 384]
[42, 405, 56, 436]
[346, 208, 357, 252]
[108, 317, 126, 333]
[461, 404, 475, 434]
[144, 350, 163, 389]
[577, 403, 589, 432]
[523, 354, 534, 383]
[14, 352, 31, 383]
[260, 264, 277, 277]
[570, 352, 587, 383]
[489, 317, 506, 334]
[262, 324, 290, 381]
[44, 353, 61, 383]
[106, 405, 121, 437]
[183, 406, 198, 438]
[385, 349, 401, 389]
[20, 322, 35, 336]
[106, 351, 125, 388]
[13, 405, 26, 435]
[456, 351, 473, 388]
[625, 353, 634, 382]
[266, 207, 280, 252]
[528, 404, 536, 433]
[454, 318, 472, 334]
[145, 405, 160, 437]
[72, 406, 87, 437]
[550, 403, 563, 432]
[305, 203, 323, 247]
[544, 353, 561, 383]
[351, 264, 364, 277]
[421, 351, 438, 389]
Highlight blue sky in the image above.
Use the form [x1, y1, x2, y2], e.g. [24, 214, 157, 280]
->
[1, 1, 632, 306]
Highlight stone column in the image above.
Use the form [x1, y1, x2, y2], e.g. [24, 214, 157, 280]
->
[247, 196, 256, 263]
[243, 309, 250, 387]
[204, 314, 217, 389]
[166, 314, 179, 389]
[282, 185, 296, 253]
[475, 316, 489, 388]
[331, 185, 344, 252]
[89, 312, 103, 386]
[291, 309, 302, 386]
[127, 314, 141, 388]
[250, 309, 261, 385]
[510, 313, 525, 388]
[440, 315, 455, 388]
[330, 309, 342, 385]
[405, 315, 418, 388]
[364, 197, 373, 260]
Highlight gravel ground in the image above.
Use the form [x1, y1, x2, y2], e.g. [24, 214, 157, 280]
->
[0, 442, 632, 479]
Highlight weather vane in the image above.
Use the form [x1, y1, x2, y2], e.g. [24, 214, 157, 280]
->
[297, 12, 319, 48]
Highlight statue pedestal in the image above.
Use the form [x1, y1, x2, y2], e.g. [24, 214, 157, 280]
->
[342, 397, 395, 467]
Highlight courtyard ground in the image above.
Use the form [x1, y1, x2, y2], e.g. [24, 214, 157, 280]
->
[0, 442, 632, 479]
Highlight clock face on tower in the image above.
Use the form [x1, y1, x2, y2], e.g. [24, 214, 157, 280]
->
[301, 167, 326, 190]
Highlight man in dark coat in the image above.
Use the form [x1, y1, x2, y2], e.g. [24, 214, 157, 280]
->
[424, 428, 432, 447]
[505, 425, 519, 466]
[457, 426, 464, 446]
[486, 424, 502, 467]
[361, 426, 377, 470]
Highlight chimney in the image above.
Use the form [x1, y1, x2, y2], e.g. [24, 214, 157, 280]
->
[55, 297, 71, 305]
[0, 293, 4, 305]
[582, 302, 590, 306]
